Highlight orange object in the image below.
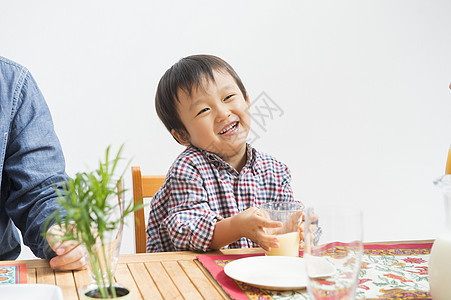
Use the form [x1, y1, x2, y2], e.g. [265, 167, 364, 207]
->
[131, 166, 165, 253]
[446, 146, 451, 175]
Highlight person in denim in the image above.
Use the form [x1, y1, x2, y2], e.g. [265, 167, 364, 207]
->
[0, 56, 85, 270]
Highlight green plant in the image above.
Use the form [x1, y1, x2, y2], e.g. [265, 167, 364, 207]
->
[44, 145, 144, 298]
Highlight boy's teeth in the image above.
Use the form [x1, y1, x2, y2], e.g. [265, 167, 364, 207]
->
[220, 122, 237, 134]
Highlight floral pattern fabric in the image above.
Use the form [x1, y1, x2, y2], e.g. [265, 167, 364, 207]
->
[0, 264, 27, 284]
[197, 243, 432, 300]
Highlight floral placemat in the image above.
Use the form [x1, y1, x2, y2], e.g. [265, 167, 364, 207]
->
[0, 264, 27, 284]
[197, 243, 432, 300]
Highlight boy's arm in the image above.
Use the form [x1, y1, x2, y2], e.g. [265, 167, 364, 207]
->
[156, 161, 219, 252]
[209, 217, 241, 248]
[209, 207, 282, 251]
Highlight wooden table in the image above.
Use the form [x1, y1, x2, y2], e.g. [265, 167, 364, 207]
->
[8, 248, 263, 300]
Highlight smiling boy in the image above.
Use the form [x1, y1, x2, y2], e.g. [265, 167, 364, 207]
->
[146, 55, 298, 252]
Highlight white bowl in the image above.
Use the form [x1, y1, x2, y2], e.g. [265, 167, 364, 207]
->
[0, 284, 63, 300]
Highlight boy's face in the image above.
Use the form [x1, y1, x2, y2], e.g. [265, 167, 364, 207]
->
[172, 70, 251, 167]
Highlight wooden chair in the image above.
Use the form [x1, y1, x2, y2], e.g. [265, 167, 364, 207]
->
[131, 166, 165, 253]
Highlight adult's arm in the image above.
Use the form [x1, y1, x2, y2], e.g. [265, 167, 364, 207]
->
[3, 69, 67, 259]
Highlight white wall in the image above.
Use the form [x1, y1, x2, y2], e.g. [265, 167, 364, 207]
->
[1, 0, 450, 260]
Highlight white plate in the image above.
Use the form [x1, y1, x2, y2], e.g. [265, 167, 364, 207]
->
[0, 284, 63, 300]
[224, 256, 335, 291]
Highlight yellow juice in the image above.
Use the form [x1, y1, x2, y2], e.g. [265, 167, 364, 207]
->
[265, 231, 300, 257]
[446, 147, 451, 175]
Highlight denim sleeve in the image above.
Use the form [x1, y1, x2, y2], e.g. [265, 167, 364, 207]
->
[3, 71, 67, 259]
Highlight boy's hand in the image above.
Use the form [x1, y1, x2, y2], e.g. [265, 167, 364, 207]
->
[299, 213, 305, 250]
[232, 207, 283, 251]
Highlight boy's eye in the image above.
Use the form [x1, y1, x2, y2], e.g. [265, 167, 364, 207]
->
[196, 108, 209, 116]
[224, 94, 234, 101]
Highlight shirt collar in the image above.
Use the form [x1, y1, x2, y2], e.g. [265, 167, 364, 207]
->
[195, 144, 261, 175]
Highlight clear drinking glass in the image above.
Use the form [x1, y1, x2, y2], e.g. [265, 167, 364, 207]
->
[259, 201, 304, 256]
[304, 205, 363, 300]
[429, 175, 451, 299]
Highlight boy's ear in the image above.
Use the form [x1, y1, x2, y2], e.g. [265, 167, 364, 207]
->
[245, 93, 250, 106]
[171, 129, 190, 146]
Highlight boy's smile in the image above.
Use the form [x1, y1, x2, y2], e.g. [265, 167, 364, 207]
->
[219, 121, 238, 136]
[172, 70, 251, 171]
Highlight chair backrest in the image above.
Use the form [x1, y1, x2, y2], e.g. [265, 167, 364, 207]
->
[131, 166, 165, 253]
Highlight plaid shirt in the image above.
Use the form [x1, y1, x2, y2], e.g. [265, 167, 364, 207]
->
[146, 144, 295, 252]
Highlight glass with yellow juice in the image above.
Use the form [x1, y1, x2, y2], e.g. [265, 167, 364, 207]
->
[446, 145, 451, 175]
[259, 201, 304, 257]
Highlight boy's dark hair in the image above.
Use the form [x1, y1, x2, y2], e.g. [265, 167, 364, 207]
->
[155, 54, 247, 141]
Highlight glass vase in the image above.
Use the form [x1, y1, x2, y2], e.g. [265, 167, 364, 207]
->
[83, 220, 123, 287]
